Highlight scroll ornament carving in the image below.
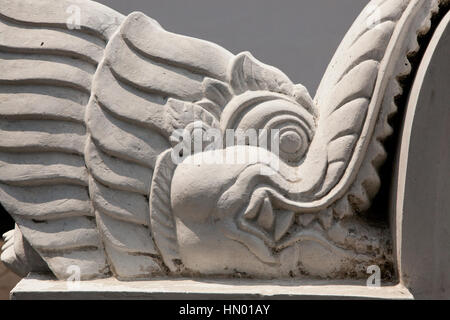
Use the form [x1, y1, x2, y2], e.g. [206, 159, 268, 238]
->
[0, 0, 443, 280]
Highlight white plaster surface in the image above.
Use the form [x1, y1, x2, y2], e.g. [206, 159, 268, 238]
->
[392, 9, 450, 300]
[11, 273, 413, 300]
[0, 0, 447, 295]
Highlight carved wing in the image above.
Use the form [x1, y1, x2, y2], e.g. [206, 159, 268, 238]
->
[86, 12, 230, 277]
[0, 0, 231, 279]
[311, 0, 440, 218]
[0, 0, 130, 279]
[0, 0, 125, 279]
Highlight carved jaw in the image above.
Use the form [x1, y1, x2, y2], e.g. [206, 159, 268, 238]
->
[169, 147, 381, 278]
[170, 147, 275, 276]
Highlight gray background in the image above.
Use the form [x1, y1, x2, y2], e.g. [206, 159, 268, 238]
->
[95, 0, 369, 94]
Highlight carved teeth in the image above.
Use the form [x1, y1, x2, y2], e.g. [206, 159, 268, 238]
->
[318, 209, 333, 230]
[274, 211, 295, 242]
[243, 194, 295, 242]
[297, 213, 315, 227]
[243, 194, 264, 220]
[257, 198, 275, 231]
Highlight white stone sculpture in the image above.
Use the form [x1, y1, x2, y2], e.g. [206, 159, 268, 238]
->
[0, 0, 444, 282]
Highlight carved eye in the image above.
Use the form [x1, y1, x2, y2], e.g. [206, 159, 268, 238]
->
[200, 52, 317, 164]
[280, 131, 302, 154]
[258, 100, 314, 163]
[221, 93, 315, 164]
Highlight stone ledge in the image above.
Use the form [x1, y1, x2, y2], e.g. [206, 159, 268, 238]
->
[10, 273, 413, 300]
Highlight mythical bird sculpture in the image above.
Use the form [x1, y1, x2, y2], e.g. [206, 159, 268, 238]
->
[0, 0, 442, 280]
